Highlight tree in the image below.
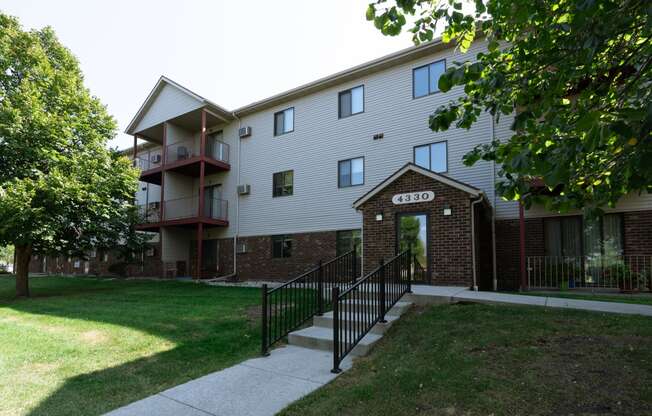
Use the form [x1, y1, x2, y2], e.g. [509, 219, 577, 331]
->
[367, 0, 652, 214]
[0, 14, 142, 296]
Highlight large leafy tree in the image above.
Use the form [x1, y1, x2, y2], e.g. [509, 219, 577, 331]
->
[367, 0, 652, 213]
[0, 14, 142, 296]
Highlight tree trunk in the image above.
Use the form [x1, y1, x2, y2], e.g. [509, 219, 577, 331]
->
[15, 245, 32, 297]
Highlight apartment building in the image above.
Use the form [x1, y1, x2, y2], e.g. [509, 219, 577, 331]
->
[31, 39, 652, 291]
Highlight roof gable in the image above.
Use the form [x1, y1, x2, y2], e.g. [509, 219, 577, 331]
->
[352, 163, 482, 209]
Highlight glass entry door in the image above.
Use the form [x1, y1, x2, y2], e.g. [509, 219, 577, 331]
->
[397, 213, 429, 284]
[204, 184, 223, 219]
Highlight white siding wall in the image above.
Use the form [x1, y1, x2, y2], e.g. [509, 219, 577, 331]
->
[134, 84, 202, 133]
[236, 41, 497, 237]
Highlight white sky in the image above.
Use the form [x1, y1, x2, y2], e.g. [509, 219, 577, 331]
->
[2, 0, 414, 149]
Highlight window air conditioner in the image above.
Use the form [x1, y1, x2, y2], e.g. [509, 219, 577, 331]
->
[238, 126, 252, 138]
[237, 184, 251, 195]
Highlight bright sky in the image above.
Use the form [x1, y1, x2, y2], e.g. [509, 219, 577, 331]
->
[2, 0, 414, 149]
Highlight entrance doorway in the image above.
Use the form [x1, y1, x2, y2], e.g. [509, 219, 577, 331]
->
[204, 184, 223, 219]
[397, 213, 429, 284]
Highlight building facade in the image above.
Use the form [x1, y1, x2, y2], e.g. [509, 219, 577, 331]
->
[31, 39, 652, 291]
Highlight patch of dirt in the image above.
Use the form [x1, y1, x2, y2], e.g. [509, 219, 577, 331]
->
[79, 330, 109, 345]
[480, 334, 652, 416]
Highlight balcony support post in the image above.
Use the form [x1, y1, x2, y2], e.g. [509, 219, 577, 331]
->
[519, 200, 527, 291]
[133, 134, 138, 167]
[160, 123, 167, 222]
[196, 222, 203, 280]
[200, 109, 207, 157]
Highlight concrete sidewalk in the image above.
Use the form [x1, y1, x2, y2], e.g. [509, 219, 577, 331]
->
[408, 285, 652, 317]
[106, 346, 352, 416]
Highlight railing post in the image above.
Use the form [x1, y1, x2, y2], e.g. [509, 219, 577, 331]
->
[407, 248, 413, 293]
[352, 246, 357, 282]
[317, 260, 324, 316]
[379, 258, 387, 323]
[331, 286, 341, 373]
[261, 284, 269, 356]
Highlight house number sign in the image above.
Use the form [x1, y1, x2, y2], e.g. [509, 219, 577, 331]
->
[392, 191, 435, 205]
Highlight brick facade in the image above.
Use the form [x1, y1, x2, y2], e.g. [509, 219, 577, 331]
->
[234, 231, 338, 281]
[624, 210, 652, 256]
[494, 218, 545, 290]
[358, 169, 490, 287]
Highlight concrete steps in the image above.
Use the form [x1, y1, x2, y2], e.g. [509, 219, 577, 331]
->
[288, 298, 412, 357]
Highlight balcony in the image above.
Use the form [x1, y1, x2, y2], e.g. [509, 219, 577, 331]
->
[136, 196, 228, 230]
[164, 138, 230, 176]
[134, 149, 164, 185]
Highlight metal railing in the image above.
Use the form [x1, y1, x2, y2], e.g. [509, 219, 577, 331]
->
[134, 149, 163, 171]
[261, 248, 359, 355]
[162, 196, 228, 221]
[527, 255, 652, 292]
[166, 139, 199, 164]
[331, 249, 412, 373]
[137, 205, 161, 223]
[165, 138, 230, 165]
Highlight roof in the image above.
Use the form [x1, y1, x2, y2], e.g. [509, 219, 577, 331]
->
[352, 163, 483, 209]
[125, 38, 459, 135]
[125, 76, 234, 135]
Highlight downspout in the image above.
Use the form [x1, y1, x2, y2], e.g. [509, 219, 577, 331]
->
[491, 115, 498, 291]
[232, 111, 242, 280]
[470, 194, 485, 291]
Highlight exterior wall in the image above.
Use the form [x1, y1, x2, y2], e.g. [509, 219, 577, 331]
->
[235, 231, 337, 281]
[359, 170, 479, 287]
[134, 83, 202, 133]
[624, 210, 652, 256]
[494, 218, 545, 290]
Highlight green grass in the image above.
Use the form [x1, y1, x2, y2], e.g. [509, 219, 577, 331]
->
[0, 276, 261, 416]
[521, 291, 652, 306]
[281, 303, 652, 416]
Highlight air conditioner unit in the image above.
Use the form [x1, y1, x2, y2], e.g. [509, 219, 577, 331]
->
[238, 126, 252, 138]
[151, 154, 162, 164]
[236, 242, 247, 254]
[237, 184, 251, 195]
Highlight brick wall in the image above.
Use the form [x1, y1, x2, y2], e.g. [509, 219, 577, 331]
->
[235, 231, 338, 281]
[624, 210, 652, 256]
[495, 218, 545, 290]
[359, 169, 485, 287]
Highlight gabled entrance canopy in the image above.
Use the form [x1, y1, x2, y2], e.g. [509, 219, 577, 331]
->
[352, 163, 483, 210]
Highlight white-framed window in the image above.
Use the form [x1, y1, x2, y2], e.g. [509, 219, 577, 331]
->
[414, 141, 447, 173]
[339, 86, 364, 118]
[274, 107, 294, 136]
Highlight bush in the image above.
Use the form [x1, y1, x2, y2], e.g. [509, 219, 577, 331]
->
[107, 262, 129, 277]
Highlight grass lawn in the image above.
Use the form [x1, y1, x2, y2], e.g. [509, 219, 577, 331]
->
[0, 276, 261, 416]
[281, 303, 652, 416]
[521, 291, 652, 306]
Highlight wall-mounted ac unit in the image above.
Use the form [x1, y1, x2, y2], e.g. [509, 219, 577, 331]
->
[238, 126, 252, 138]
[236, 242, 247, 254]
[151, 154, 162, 163]
[237, 184, 251, 195]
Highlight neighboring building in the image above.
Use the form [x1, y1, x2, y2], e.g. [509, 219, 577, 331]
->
[31, 39, 652, 290]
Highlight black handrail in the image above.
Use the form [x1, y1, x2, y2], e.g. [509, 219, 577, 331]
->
[331, 249, 412, 373]
[261, 247, 359, 355]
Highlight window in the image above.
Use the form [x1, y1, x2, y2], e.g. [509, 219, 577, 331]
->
[274, 107, 294, 136]
[273, 170, 294, 197]
[414, 142, 447, 173]
[339, 86, 364, 118]
[272, 235, 292, 258]
[336, 230, 361, 256]
[338, 157, 364, 187]
[413, 60, 446, 98]
[544, 214, 623, 257]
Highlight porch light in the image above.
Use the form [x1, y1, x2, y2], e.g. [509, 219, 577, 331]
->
[375, 212, 383, 221]
[443, 204, 452, 216]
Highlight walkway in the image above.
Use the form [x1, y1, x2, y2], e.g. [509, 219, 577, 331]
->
[106, 286, 651, 416]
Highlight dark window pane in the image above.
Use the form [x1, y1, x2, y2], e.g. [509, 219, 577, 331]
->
[430, 142, 447, 172]
[429, 60, 445, 93]
[339, 91, 351, 118]
[413, 66, 429, 98]
[339, 160, 351, 187]
[351, 158, 364, 185]
[351, 86, 364, 114]
[273, 170, 293, 197]
[414, 145, 429, 169]
[274, 112, 284, 136]
[562, 217, 582, 257]
[282, 239, 292, 257]
[603, 214, 623, 257]
[544, 219, 562, 257]
[336, 229, 361, 256]
[272, 238, 283, 258]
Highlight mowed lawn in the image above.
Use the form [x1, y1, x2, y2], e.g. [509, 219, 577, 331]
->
[522, 291, 652, 306]
[0, 276, 261, 416]
[281, 303, 652, 416]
